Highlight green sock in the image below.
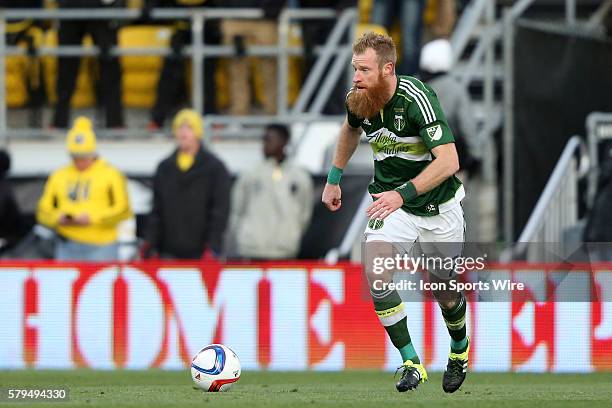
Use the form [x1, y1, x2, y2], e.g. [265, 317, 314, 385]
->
[441, 295, 468, 354]
[399, 342, 419, 364]
[372, 289, 420, 364]
[451, 337, 468, 353]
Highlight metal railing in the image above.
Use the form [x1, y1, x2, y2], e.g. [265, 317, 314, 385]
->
[0, 7, 357, 145]
[509, 136, 588, 261]
[453, 0, 500, 183]
[324, 190, 371, 264]
[201, 113, 344, 143]
[586, 0, 612, 31]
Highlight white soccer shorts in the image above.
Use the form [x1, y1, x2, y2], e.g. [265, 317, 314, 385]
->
[363, 193, 466, 276]
[364, 201, 465, 244]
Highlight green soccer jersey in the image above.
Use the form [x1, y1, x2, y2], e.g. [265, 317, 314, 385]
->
[346, 75, 463, 216]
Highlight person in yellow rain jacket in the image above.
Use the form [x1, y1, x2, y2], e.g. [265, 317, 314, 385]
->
[37, 117, 132, 261]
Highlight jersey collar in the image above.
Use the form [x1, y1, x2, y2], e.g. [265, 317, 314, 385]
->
[379, 75, 400, 121]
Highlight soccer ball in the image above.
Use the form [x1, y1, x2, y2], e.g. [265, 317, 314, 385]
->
[190, 344, 241, 392]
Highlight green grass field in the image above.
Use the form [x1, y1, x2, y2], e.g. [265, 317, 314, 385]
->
[1, 370, 611, 408]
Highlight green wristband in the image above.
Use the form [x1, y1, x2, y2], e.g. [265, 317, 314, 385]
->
[327, 166, 343, 185]
[395, 181, 418, 203]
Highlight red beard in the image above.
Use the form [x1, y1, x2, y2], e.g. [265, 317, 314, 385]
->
[346, 74, 390, 120]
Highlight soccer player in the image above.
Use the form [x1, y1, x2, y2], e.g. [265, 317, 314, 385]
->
[322, 32, 469, 393]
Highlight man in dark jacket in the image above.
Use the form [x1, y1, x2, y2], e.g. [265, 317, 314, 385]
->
[144, 109, 231, 258]
[52, 0, 124, 128]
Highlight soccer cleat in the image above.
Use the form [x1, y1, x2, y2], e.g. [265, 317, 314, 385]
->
[442, 337, 470, 393]
[395, 360, 428, 392]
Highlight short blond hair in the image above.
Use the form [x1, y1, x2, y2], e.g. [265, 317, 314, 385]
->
[352, 32, 397, 69]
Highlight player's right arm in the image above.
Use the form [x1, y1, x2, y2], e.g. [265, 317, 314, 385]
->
[333, 118, 362, 169]
[322, 118, 362, 211]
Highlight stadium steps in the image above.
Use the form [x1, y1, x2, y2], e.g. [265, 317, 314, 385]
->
[454, 0, 602, 133]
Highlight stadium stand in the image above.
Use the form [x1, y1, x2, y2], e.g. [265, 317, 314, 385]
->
[1, 0, 611, 258]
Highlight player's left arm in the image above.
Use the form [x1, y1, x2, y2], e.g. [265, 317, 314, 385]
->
[367, 80, 459, 219]
[366, 143, 459, 219]
[409, 82, 460, 194]
[409, 143, 459, 194]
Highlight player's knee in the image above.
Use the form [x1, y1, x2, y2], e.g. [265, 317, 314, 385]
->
[435, 291, 462, 311]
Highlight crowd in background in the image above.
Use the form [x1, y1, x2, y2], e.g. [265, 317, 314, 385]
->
[2, 0, 465, 127]
[0, 110, 315, 261]
[0, 0, 481, 261]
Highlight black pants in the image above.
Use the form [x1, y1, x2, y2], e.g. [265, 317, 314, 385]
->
[151, 23, 219, 126]
[53, 20, 124, 128]
[301, 19, 347, 115]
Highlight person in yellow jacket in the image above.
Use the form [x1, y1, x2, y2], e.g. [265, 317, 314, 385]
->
[37, 117, 132, 261]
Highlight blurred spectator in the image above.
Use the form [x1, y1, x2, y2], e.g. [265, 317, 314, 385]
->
[0, 150, 28, 254]
[229, 124, 313, 259]
[418, 39, 481, 176]
[143, 109, 231, 259]
[370, 0, 425, 75]
[424, 0, 456, 40]
[221, 1, 285, 115]
[299, 0, 355, 114]
[146, 0, 221, 130]
[1, 0, 46, 126]
[37, 117, 132, 261]
[52, 0, 124, 128]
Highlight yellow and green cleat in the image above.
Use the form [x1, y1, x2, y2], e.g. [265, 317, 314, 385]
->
[395, 360, 428, 392]
[443, 337, 470, 393]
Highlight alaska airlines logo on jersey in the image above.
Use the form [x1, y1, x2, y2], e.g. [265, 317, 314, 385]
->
[394, 114, 405, 131]
[367, 128, 397, 144]
[426, 124, 442, 141]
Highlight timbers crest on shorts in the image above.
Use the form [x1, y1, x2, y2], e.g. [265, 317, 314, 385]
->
[368, 218, 384, 230]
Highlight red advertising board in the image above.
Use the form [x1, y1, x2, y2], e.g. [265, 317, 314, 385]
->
[1, 261, 611, 372]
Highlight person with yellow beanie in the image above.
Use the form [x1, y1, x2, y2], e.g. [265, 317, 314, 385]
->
[37, 116, 132, 261]
[143, 109, 231, 259]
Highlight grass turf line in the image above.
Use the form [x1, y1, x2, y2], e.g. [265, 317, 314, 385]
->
[0, 370, 611, 408]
